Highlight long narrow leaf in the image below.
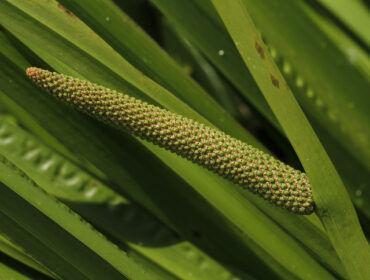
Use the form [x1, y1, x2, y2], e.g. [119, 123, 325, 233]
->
[0, 253, 52, 280]
[211, 1, 370, 279]
[239, 0, 370, 170]
[314, 0, 370, 48]
[0, 235, 53, 278]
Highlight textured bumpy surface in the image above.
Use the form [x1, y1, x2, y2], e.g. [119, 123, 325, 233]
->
[26, 67, 314, 214]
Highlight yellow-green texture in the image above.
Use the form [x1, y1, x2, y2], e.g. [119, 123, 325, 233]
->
[27, 67, 315, 215]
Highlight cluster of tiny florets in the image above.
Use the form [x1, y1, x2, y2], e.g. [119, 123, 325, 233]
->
[26, 67, 315, 214]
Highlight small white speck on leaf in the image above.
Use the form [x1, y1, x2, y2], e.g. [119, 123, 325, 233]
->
[218, 49, 225, 56]
[85, 188, 97, 198]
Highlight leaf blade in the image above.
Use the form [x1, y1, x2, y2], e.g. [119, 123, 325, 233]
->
[210, 0, 370, 278]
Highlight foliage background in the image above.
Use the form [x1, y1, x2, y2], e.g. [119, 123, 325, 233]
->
[0, 0, 369, 279]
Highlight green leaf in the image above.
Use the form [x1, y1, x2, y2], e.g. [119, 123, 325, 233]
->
[314, 0, 370, 49]
[302, 1, 370, 82]
[0, 252, 52, 280]
[0, 235, 53, 278]
[160, 19, 242, 119]
[210, 0, 370, 279]
[0, 156, 151, 280]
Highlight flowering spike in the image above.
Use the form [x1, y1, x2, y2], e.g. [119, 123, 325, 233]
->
[26, 67, 315, 214]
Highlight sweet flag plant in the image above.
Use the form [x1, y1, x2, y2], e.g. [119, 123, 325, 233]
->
[0, 0, 369, 279]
